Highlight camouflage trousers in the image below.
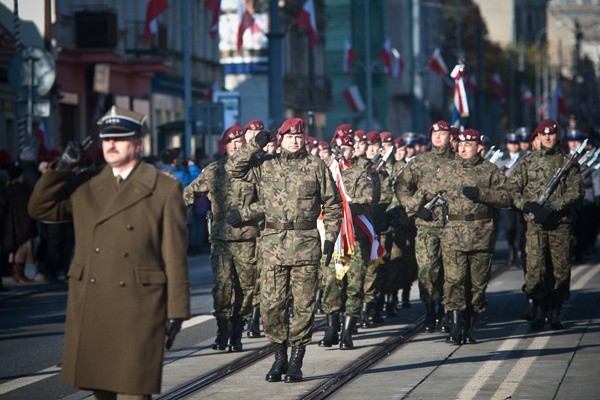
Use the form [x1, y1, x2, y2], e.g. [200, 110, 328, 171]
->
[261, 264, 318, 346]
[441, 248, 492, 313]
[321, 238, 369, 316]
[251, 239, 262, 307]
[524, 222, 572, 302]
[415, 226, 444, 303]
[210, 240, 257, 321]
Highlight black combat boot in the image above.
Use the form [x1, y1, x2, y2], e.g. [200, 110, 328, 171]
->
[284, 346, 306, 383]
[531, 300, 546, 331]
[360, 302, 373, 328]
[315, 289, 324, 314]
[435, 301, 445, 330]
[446, 310, 463, 345]
[340, 315, 357, 350]
[440, 310, 451, 333]
[319, 313, 340, 347]
[212, 317, 230, 350]
[372, 294, 385, 323]
[386, 292, 398, 318]
[247, 306, 262, 338]
[550, 297, 564, 330]
[265, 342, 288, 382]
[424, 302, 436, 333]
[463, 311, 478, 344]
[521, 297, 536, 321]
[228, 318, 244, 352]
[401, 287, 412, 308]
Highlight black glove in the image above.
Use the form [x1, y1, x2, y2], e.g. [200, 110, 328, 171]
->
[522, 201, 541, 214]
[165, 318, 183, 350]
[226, 210, 242, 227]
[255, 130, 273, 148]
[414, 207, 434, 221]
[532, 206, 553, 224]
[55, 141, 83, 170]
[462, 186, 480, 201]
[323, 240, 335, 267]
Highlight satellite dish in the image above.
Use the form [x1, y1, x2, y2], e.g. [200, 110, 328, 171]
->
[8, 46, 56, 97]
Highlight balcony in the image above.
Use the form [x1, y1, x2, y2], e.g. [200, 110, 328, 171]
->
[284, 75, 331, 111]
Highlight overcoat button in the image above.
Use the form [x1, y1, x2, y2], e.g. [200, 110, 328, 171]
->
[95, 248, 100, 253]
[122, 252, 129, 257]
[90, 278, 96, 283]
[119, 281, 126, 287]
[126, 224, 134, 230]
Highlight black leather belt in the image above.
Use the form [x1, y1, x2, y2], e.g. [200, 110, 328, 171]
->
[446, 211, 493, 221]
[264, 221, 317, 230]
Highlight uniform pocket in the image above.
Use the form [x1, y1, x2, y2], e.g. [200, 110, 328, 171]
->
[67, 263, 84, 281]
[135, 269, 167, 285]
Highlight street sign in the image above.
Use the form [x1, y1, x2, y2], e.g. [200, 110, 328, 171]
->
[8, 47, 56, 97]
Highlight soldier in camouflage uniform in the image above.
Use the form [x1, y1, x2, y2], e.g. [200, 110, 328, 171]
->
[183, 125, 259, 353]
[394, 121, 454, 333]
[319, 133, 374, 350]
[226, 118, 341, 383]
[509, 119, 583, 331]
[429, 129, 512, 344]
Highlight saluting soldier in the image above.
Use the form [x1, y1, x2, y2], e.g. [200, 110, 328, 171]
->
[29, 106, 190, 399]
[183, 125, 260, 352]
[394, 121, 454, 333]
[509, 119, 583, 331]
[429, 129, 512, 344]
[226, 118, 341, 383]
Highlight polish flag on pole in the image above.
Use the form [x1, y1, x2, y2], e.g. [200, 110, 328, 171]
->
[237, 0, 256, 50]
[204, 0, 221, 39]
[450, 64, 470, 126]
[465, 75, 478, 93]
[343, 85, 366, 113]
[379, 38, 404, 78]
[521, 85, 534, 104]
[550, 81, 567, 119]
[144, 0, 169, 42]
[296, 0, 318, 48]
[343, 39, 357, 76]
[427, 48, 448, 76]
[207, 80, 221, 102]
[490, 73, 506, 102]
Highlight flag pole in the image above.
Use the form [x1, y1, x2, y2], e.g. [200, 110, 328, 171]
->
[363, 0, 373, 129]
[183, 0, 192, 157]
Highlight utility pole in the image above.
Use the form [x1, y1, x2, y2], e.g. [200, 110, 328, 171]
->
[364, 0, 373, 130]
[268, 0, 284, 128]
[411, 0, 425, 133]
[183, 0, 192, 156]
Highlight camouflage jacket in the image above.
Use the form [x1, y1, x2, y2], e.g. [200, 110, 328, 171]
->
[435, 156, 512, 252]
[341, 160, 374, 224]
[183, 158, 259, 241]
[225, 138, 342, 266]
[509, 144, 583, 224]
[394, 144, 454, 228]
[351, 156, 381, 206]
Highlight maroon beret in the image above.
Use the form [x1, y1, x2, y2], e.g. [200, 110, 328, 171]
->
[278, 118, 305, 135]
[393, 137, 405, 147]
[317, 141, 330, 151]
[244, 119, 264, 132]
[221, 124, 244, 145]
[428, 120, 451, 135]
[336, 134, 355, 148]
[334, 123, 354, 139]
[305, 136, 318, 147]
[354, 130, 367, 142]
[531, 118, 559, 142]
[380, 131, 393, 143]
[457, 129, 481, 142]
[366, 131, 381, 145]
[450, 126, 460, 140]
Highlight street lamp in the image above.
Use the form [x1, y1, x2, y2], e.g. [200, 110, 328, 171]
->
[534, 22, 564, 123]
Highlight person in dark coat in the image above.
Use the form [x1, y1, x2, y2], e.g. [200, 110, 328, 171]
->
[28, 106, 190, 399]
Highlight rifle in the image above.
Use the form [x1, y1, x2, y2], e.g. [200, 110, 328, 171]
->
[422, 192, 448, 226]
[483, 146, 496, 160]
[504, 153, 522, 177]
[373, 146, 394, 172]
[488, 149, 504, 165]
[366, 148, 383, 171]
[206, 210, 213, 240]
[531, 139, 588, 216]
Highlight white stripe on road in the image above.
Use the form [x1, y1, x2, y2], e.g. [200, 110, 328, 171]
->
[460, 263, 600, 400]
[0, 314, 214, 396]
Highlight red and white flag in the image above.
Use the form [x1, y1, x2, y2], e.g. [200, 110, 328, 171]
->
[490, 73, 506, 102]
[343, 39, 356, 76]
[296, 0, 318, 48]
[204, 0, 221, 39]
[343, 85, 366, 113]
[550, 82, 567, 119]
[144, 0, 169, 42]
[465, 74, 478, 93]
[237, 0, 257, 50]
[427, 48, 448, 76]
[379, 38, 404, 78]
[451, 64, 469, 119]
[521, 85, 534, 105]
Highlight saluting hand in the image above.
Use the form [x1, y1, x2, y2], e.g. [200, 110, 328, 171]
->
[255, 130, 274, 148]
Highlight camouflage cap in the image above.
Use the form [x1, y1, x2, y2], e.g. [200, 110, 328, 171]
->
[244, 119, 264, 132]
[98, 106, 146, 138]
[380, 131, 394, 143]
[457, 129, 481, 142]
[428, 120, 451, 135]
[366, 131, 381, 144]
[221, 124, 244, 145]
[278, 118, 305, 135]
